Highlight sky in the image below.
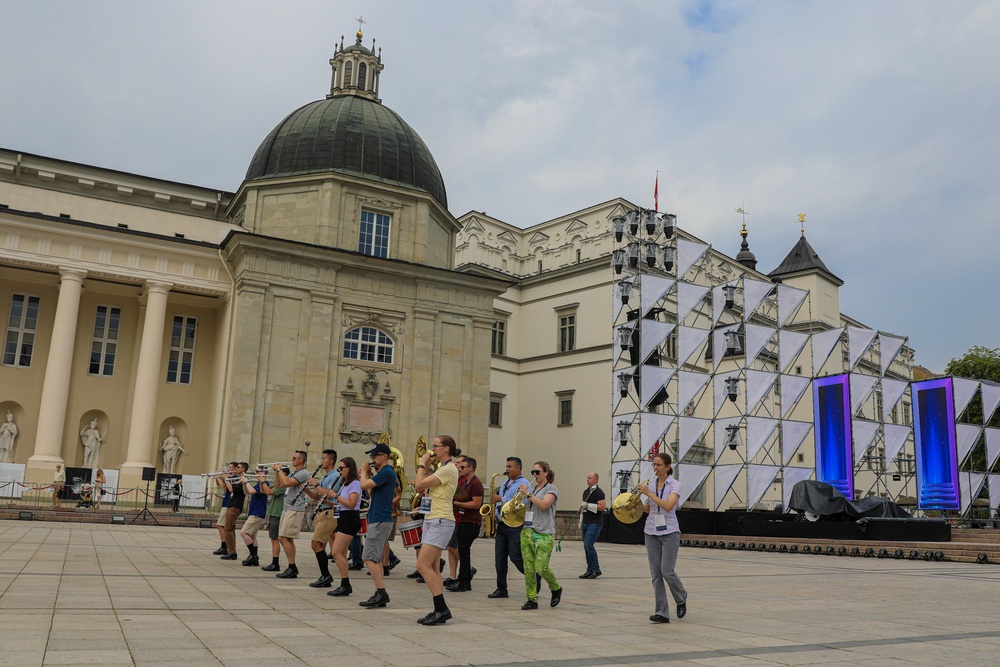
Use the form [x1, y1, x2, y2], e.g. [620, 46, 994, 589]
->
[2, 1, 998, 373]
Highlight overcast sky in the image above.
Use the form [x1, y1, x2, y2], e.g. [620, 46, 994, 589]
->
[2, 1, 997, 373]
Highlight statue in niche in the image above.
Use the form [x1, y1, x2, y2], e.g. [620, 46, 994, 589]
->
[160, 425, 187, 474]
[0, 411, 17, 463]
[80, 418, 104, 469]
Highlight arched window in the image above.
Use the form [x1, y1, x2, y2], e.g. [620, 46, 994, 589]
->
[343, 61, 353, 87]
[343, 326, 394, 364]
[357, 62, 367, 91]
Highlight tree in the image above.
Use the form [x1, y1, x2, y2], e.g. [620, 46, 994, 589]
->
[944, 346, 1000, 472]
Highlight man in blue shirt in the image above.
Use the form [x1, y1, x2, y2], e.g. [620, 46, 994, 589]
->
[358, 442, 397, 608]
[239, 470, 269, 566]
[488, 457, 530, 598]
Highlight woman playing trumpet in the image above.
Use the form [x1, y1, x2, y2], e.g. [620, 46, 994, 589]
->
[412, 435, 460, 625]
[327, 457, 362, 597]
[636, 452, 688, 624]
[518, 461, 563, 610]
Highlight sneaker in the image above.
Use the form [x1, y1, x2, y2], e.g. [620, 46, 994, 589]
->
[521, 600, 539, 610]
[550, 587, 562, 607]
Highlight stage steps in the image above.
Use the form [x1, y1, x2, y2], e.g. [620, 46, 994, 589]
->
[683, 532, 1000, 564]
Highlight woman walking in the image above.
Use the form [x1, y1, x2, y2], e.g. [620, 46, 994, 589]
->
[327, 457, 362, 597]
[518, 461, 562, 610]
[636, 452, 688, 624]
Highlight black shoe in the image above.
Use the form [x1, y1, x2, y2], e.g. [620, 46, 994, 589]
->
[445, 581, 471, 592]
[327, 584, 353, 596]
[261, 562, 280, 572]
[442, 577, 457, 586]
[276, 567, 298, 579]
[309, 575, 334, 588]
[387, 557, 401, 571]
[521, 600, 539, 610]
[677, 601, 687, 619]
[359, 591, 390, 608]
[650, 614, 670, 623]
[212, 547, 227, 555]
[550, 587, 562, 607]
[242, 556, 259, 567]
[220, 553, 237, 560]
[471, 566, 478, 579]
[417, 609, 452, 625]
[438, 558, 445, 572]
[487, 588, 509, 599]
[416, 576, 425, 583]
[406, 569, 421, 579]
[579, 572, 592, 579]
[349, 562, 364, 571]
[591, 571, 602, 578]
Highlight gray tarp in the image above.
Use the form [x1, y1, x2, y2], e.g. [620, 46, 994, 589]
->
[788, 480, 911, 520]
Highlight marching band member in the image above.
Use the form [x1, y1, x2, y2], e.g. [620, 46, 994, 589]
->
[446, 455, 483, 592]
[239, 469, 269, 566]
[488, 457, 529, 599]
[304, 449, 341, 588]
[272, 450, 311, 578]
[327, 458, 362, 597]
[259, 467, 287, 571]
[578, 472, 606, 578]
[518, 461, 562, 610]
[358, 442, 397, 607]
[212, 462, 236, 555]
[413, 435, 459, 625]
[637, 452, 688, 624]
[221, 462, 249, 560]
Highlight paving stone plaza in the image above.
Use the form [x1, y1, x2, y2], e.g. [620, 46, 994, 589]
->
[1, 520, 999, 667]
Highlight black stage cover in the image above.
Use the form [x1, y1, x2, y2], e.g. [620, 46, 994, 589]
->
[788, 480, 911, 520]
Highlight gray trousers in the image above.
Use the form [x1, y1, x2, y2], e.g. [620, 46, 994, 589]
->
[644, 532, 687, 618]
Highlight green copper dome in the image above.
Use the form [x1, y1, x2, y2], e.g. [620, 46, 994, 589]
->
[246, 95, 447, 208]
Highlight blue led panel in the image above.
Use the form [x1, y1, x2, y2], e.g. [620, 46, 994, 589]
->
[813, 374, 854, 500]
[912, 377, 960, 510]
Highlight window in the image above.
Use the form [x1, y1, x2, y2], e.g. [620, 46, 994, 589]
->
[359, 210, 391, 258]
[343, 61, 353, 87]
[902, 401, 911, 426]
[663, 330, 677, 360]
[796, 452, 805, 464]
[890, 404, 899, 424]
[491, 319, 506, 355]
[357, 62, 367, 91]
[576, 249, 582, 263]
[166, 315, 197, 384]
[489, 396, 503, 427]
[343, 326, 394, 364]
[557, 391, 574, 426]
[89, 305, 121, 376]
[3, 294, 40, 367]
[558, 313, 576, 352]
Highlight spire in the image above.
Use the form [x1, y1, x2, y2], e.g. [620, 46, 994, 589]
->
[328, 19, 384, 103]
[768, 213, 842, 284]
[734, 206, 757, 270]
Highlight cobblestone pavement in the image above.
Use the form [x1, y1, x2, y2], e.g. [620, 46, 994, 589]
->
[2, 520, 999, 666]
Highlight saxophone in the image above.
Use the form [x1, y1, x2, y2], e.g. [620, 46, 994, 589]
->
[409, 435, 429, 512]
[480, 472, 502, 538]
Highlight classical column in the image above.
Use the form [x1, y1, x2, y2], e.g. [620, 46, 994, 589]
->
[120, 281, 172, 478]
[27, 268, 87, 476]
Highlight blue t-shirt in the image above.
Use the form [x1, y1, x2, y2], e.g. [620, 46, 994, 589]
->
[368, 466, 397, 523]
[247, 483, 267, 518]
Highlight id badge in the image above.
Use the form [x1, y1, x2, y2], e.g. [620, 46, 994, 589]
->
[333, 506, 340, 519]
[524, 510, 534, 527]
[654, 512, 667, 532]
[419, 495, 432, 514]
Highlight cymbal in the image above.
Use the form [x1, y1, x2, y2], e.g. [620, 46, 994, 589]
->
[454, 487, 471, 503]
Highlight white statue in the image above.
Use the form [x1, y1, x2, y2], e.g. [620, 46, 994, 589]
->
[160, 425, 187, 474]
[0, 411, 16, 463]
[80, 419, 104, 469]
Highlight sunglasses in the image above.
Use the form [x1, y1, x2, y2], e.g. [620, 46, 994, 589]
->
[337, 466, 347, 471]
[531, 470, 543, 475]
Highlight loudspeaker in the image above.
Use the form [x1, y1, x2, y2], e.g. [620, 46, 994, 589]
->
[141, 466, 156, 482]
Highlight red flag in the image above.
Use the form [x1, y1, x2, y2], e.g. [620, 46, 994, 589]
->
[654, 173, 659, 212]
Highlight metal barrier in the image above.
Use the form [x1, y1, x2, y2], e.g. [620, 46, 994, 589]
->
[0, 480, 225, 513]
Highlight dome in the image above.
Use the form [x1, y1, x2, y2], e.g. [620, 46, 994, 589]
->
[246, 95, 447, 208]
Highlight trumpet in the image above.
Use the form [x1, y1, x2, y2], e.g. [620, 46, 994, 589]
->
[199, 469, 229, 477]
[257, 461, 289, 469]
[500, 489, 527, 528]
[611, 478, 651, 524]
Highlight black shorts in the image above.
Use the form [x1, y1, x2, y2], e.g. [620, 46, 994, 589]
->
[335, 510, 362, 536]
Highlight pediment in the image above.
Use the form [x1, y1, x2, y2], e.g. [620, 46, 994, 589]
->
[463, 217, 487, 234]
[528, 231, 550, 245]
[497, 230, 518, 244]
[565, 218, 588, 234]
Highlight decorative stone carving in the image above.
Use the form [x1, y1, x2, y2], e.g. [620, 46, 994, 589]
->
[160, 425, 187, 474]
[361, 370, 379, 401]
[339, 372, 396, 444]
[0, 411, 17, 464]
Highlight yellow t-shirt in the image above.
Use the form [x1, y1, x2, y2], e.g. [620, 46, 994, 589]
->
[426, 461, 458, 521]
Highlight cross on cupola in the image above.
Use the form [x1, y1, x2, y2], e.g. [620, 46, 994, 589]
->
[328, 18, 384, 103]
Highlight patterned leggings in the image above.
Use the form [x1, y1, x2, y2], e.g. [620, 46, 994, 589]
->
[521, 528, 560, 602]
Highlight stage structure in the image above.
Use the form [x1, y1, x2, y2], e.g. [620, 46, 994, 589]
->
[608, 206, 999, 519]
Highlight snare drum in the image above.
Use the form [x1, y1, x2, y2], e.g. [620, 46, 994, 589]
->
[358, 512, 369, 536]
[400, 519, 424, 548]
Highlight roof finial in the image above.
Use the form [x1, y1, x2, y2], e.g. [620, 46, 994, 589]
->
[735, 204, 757, 270]
[355, 15, 366, 42]
[798, 212, 807, 237]
[736, 204, 750, 235]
